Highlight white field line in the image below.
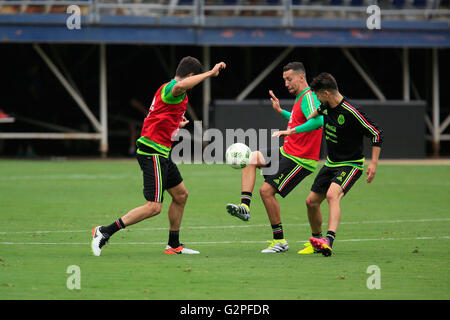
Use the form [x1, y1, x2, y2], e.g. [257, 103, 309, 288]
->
[1, 217, 450, 236]
[0, 236, 449, 246]
[2, 173, 450, 187]
[0, 174, 140, 180]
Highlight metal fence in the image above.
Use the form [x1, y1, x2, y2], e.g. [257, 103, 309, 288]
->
[1, 0, 449, 22]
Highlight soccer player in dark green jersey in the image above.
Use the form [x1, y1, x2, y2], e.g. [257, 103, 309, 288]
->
[305, 72, 383, 256]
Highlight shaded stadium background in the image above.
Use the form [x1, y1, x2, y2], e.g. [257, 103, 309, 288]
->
[0, 1, 448, 158]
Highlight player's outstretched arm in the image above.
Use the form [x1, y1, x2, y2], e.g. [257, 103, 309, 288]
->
[272, 128, 295, 138]
[271, 115, 323, 138]
[172, 62, 226, 96]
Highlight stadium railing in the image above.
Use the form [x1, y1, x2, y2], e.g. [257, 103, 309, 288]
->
[1, 0, 449, 22]
[0, 1, 92, 14]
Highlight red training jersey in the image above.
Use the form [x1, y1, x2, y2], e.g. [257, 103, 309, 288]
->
[282, 89, 322, 160]
[140, 80, 188, 148]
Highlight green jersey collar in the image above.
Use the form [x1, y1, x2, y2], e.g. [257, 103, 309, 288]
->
[295, 87, 311, 103]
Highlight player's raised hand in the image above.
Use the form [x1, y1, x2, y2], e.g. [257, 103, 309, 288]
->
[269, 90, 282, 114]
[179, 116, 189, 128]
[210, 62, 226, 77]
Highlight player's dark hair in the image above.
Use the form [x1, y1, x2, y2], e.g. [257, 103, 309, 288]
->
[175, 56, 203, 78]
[310, 72, 339, 92]
[283, 62, 306, 74]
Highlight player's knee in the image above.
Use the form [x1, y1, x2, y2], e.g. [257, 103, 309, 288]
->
[174, 189, 188, 205]
[326, 191, 340, 203]
[249, 151, 264, 167]
[144, 202, 162, 217]
[306, 196, 320, 208]
[259, 184, 275, 199]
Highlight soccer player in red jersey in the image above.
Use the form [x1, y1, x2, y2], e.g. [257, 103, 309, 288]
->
[92, 57, 226, 256]
[226, 62, 324, 253]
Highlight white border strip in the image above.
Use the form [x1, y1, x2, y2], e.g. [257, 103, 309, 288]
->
[0, 236, 449, 246]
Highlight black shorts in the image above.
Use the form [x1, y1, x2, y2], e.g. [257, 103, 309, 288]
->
[262, 151, 313, 198]
[136, 153, 183, 203]
[311, 165, 362, 195]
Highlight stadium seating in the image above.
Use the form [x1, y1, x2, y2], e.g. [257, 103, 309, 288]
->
[350, 0, 365, 5]
[0, 0, 448, 20]
[222, 0, 238, 5]
[391, 0, 406, 8]
[329, 0, 344, 5]
[265, 0, 281, 5]
[413, 0, 427, 7]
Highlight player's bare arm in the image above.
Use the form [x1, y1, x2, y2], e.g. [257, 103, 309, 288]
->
[272, 128, 296, 138]
[172, 62, 226, 96]
[307, 109, 319, 120]
[366, 146, 381, 183]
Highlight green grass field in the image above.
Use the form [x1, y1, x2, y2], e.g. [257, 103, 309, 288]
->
[0, 159, 449, 300]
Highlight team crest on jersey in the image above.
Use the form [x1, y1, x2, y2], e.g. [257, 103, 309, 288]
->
[338, 114, 345, 125]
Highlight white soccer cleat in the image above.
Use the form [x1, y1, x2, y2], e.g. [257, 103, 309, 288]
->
[165, 244, 200, 255]
[261, 239, 289, 253]
[91, 226, 109, 256]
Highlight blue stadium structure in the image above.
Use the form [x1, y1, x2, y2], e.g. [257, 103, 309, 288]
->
[0, 1, 448, 157]
[0, 0, 448, 47]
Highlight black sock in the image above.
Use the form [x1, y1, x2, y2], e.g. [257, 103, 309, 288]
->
[100, 218, 125, 237]
[312, 232, 322, 238]
[326, 230, 336, 248]
[271, 223, 284, 240]
[168, 230, 180, 248]
[240, 191, 252, 207]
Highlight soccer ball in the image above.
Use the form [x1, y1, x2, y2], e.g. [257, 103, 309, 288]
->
[225, 143, 251, 169]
